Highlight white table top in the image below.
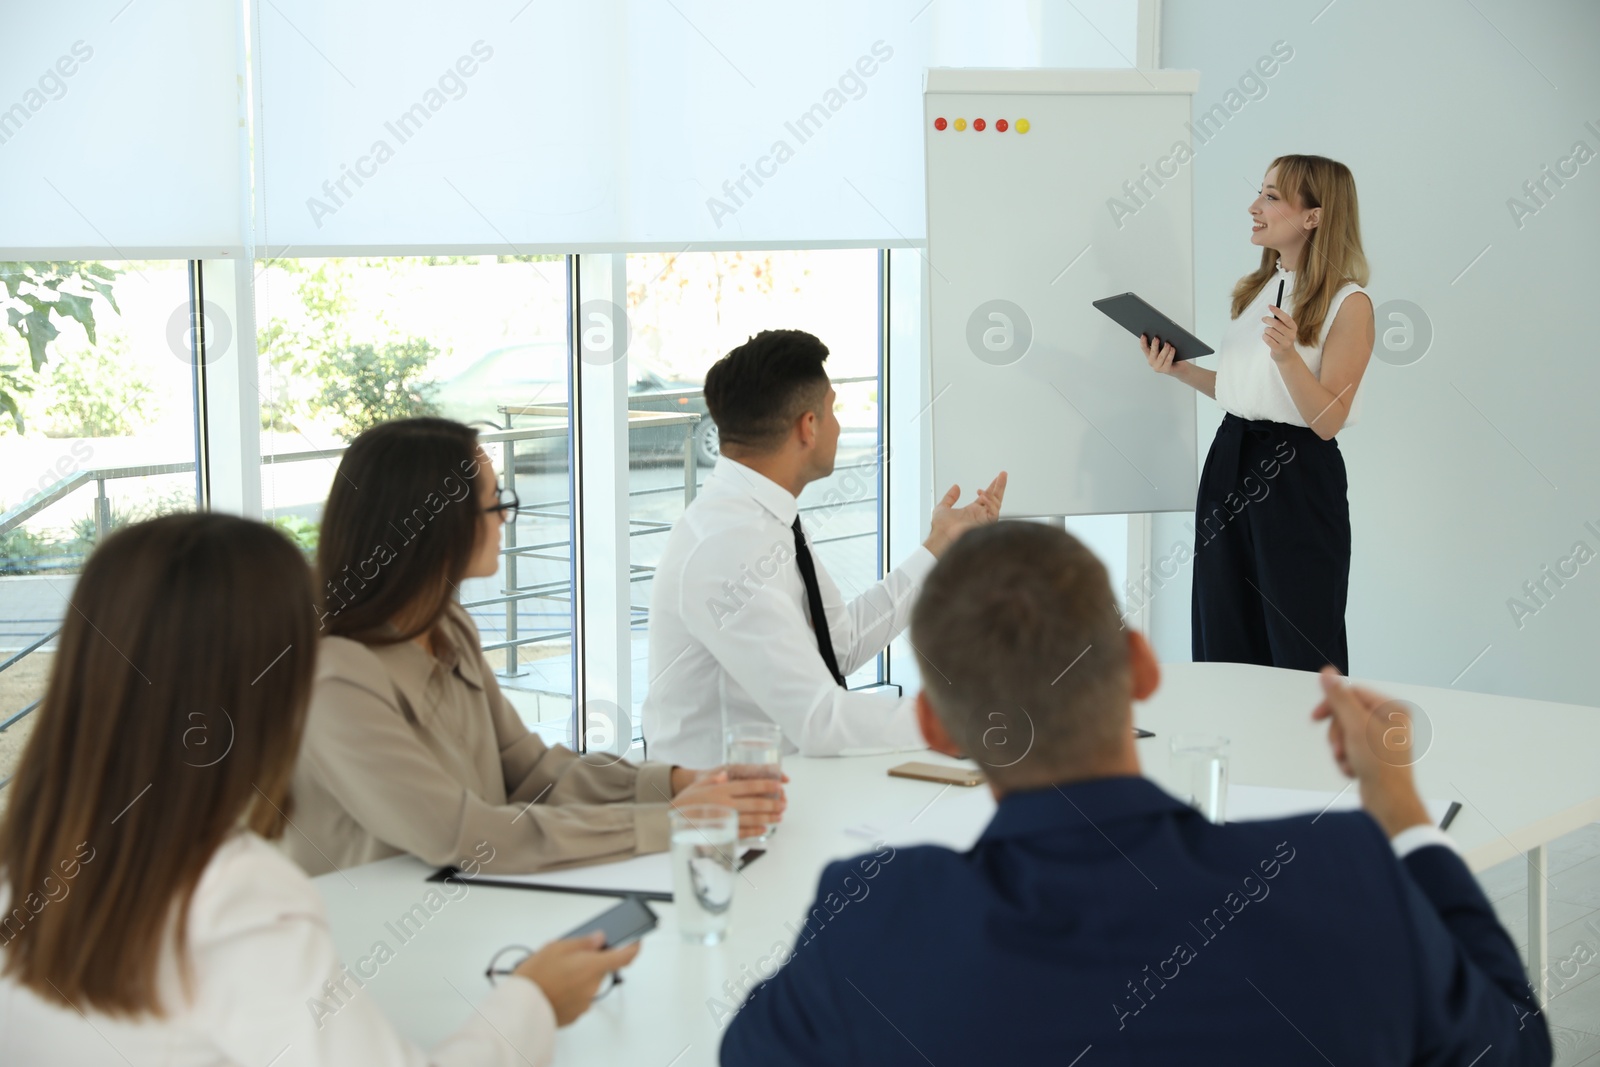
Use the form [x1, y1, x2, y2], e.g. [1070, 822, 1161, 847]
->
[1139, 662, 1600, 870]
[313, 661, 1600, 1065]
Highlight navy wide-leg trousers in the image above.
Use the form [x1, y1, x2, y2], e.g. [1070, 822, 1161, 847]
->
[1190, 413, 1351, 675]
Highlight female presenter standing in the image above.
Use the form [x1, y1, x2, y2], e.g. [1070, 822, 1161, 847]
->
[1141, 154, 1374, 674]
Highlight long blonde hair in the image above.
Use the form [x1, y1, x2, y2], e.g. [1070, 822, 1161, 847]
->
[1231, 154, 1369, 347]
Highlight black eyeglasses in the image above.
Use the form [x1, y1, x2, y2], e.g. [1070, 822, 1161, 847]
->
[485, 486, 520, 521]
[486, 943, 622, 998]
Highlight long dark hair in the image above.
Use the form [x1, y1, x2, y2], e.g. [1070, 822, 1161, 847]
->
[316, 417, 486, 643]
[0, 513, 316, 1016]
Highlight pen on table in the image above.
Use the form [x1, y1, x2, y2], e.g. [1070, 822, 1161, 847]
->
[1440, 801, 1461, 831]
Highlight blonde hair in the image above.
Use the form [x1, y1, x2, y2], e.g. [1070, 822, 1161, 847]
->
[1231, 154, 1369, 347]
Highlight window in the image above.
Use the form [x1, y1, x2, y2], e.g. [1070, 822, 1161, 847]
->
[0, 249, 895, 777]
[0, 259, 200, 789]
[255, 255, 576, 744]
[623, 249, 886, 746]
[3, 1, 1147, 788]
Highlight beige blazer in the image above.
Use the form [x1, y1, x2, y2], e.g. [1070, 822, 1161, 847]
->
[283, 602, 674, 877]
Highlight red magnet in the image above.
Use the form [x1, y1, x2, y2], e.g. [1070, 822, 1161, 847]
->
[995, 118, 1009, 132]
[973, 118, 986, 131]
[934, 116, 947, 130]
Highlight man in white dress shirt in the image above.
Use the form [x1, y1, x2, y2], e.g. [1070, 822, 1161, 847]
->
[642, 329, 1006, 766]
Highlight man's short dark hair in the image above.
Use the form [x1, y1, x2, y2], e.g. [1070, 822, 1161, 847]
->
[703, 330, 831, 453]
[910, 522, 1132, 788]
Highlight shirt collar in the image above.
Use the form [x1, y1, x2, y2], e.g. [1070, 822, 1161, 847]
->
[978, 776, 1193, 843]
[709, 458, 799, 527]
[434, 612, 486, 689]
[372, 606, 485, 707]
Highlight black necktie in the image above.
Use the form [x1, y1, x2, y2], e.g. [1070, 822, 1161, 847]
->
[792, 517, 846, 688]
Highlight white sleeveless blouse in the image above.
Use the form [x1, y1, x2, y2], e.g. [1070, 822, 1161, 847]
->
[1213, 259, 1368, 428]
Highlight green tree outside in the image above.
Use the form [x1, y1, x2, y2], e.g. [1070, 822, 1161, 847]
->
[0, 261, 121, 433]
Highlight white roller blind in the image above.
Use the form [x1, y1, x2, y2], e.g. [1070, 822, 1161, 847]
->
[0, 1, 244, 258]
[254, 0, 1137, 253]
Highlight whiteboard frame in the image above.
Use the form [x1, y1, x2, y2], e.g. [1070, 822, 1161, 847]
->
[922, 67, 1202, 523]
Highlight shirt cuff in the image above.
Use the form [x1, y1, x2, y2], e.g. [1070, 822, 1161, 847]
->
[633, 760, 677, 805]
[834, 695, 928, 757]
[632, 804, 672, 854]
[1391, 824, 1460, 859]
[888, 693, 928, 748]
[897, 545, 938, 585]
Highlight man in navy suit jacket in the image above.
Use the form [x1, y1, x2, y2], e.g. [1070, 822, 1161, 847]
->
[721, 522, 1550, 1066]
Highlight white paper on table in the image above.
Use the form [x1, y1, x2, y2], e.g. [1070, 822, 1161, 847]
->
[843, 781, 998, 851]
[1226, 783, 1453, 828]
[466, 851, 674, 897]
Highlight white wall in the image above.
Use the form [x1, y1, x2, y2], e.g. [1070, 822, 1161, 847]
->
[1155, 0, 1600, 707]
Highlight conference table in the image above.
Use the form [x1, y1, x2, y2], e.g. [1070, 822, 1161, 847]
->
[314, 661, 1600, 1063]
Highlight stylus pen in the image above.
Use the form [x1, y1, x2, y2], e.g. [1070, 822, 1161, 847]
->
[1273, 279, 1285, 320]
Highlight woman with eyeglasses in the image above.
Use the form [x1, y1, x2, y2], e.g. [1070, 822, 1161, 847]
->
[0, 513, 636, 1065]
[284, 417, 784, 879]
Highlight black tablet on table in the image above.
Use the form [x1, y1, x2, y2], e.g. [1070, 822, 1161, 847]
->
[1093, 292, 1214, 362]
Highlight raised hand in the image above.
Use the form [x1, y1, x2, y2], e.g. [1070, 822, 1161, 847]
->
[925, 472, 1008, 558]
[1261, 305, 1299, 363]
[1310, 667, 1431, 837]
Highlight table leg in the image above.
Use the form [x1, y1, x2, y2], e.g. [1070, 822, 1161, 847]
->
[1527, 843, 1549, 1006]
[684, 420, 698, 505]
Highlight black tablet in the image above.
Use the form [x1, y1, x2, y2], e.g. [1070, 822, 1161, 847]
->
[1093, 292, 1213, 362]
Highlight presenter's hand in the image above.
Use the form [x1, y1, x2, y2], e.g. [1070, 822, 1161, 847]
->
[1140, 333, 1179, 374]
[924, 472, 1008, 558]
[672, 770, 787, 839]
[1261, 306, 1299, 363]
[1311, 668, 1431, 838]
[514, 931, 642, 1026]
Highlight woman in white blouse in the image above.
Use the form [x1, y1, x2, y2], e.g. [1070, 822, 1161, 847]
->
[1140, 154, 1375, 674]
[0, 513, 635, 1066]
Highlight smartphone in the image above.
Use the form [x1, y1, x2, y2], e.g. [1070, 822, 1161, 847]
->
[559, 895, 659, 949]
[887, 761, 985, 787]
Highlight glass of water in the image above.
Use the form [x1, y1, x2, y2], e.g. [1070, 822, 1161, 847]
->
[1170, 734, 1230, 823]
[670, 805, 738, 945]
[724, 722, 783, 844]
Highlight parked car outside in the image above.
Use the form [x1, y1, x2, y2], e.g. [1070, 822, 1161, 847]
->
[434, 343, 718, 470]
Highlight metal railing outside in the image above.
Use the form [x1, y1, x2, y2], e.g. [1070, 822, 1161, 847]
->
[0, 418, 700, 737]
[491, 405, 701, 676]
[0, 386, 881, 746]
